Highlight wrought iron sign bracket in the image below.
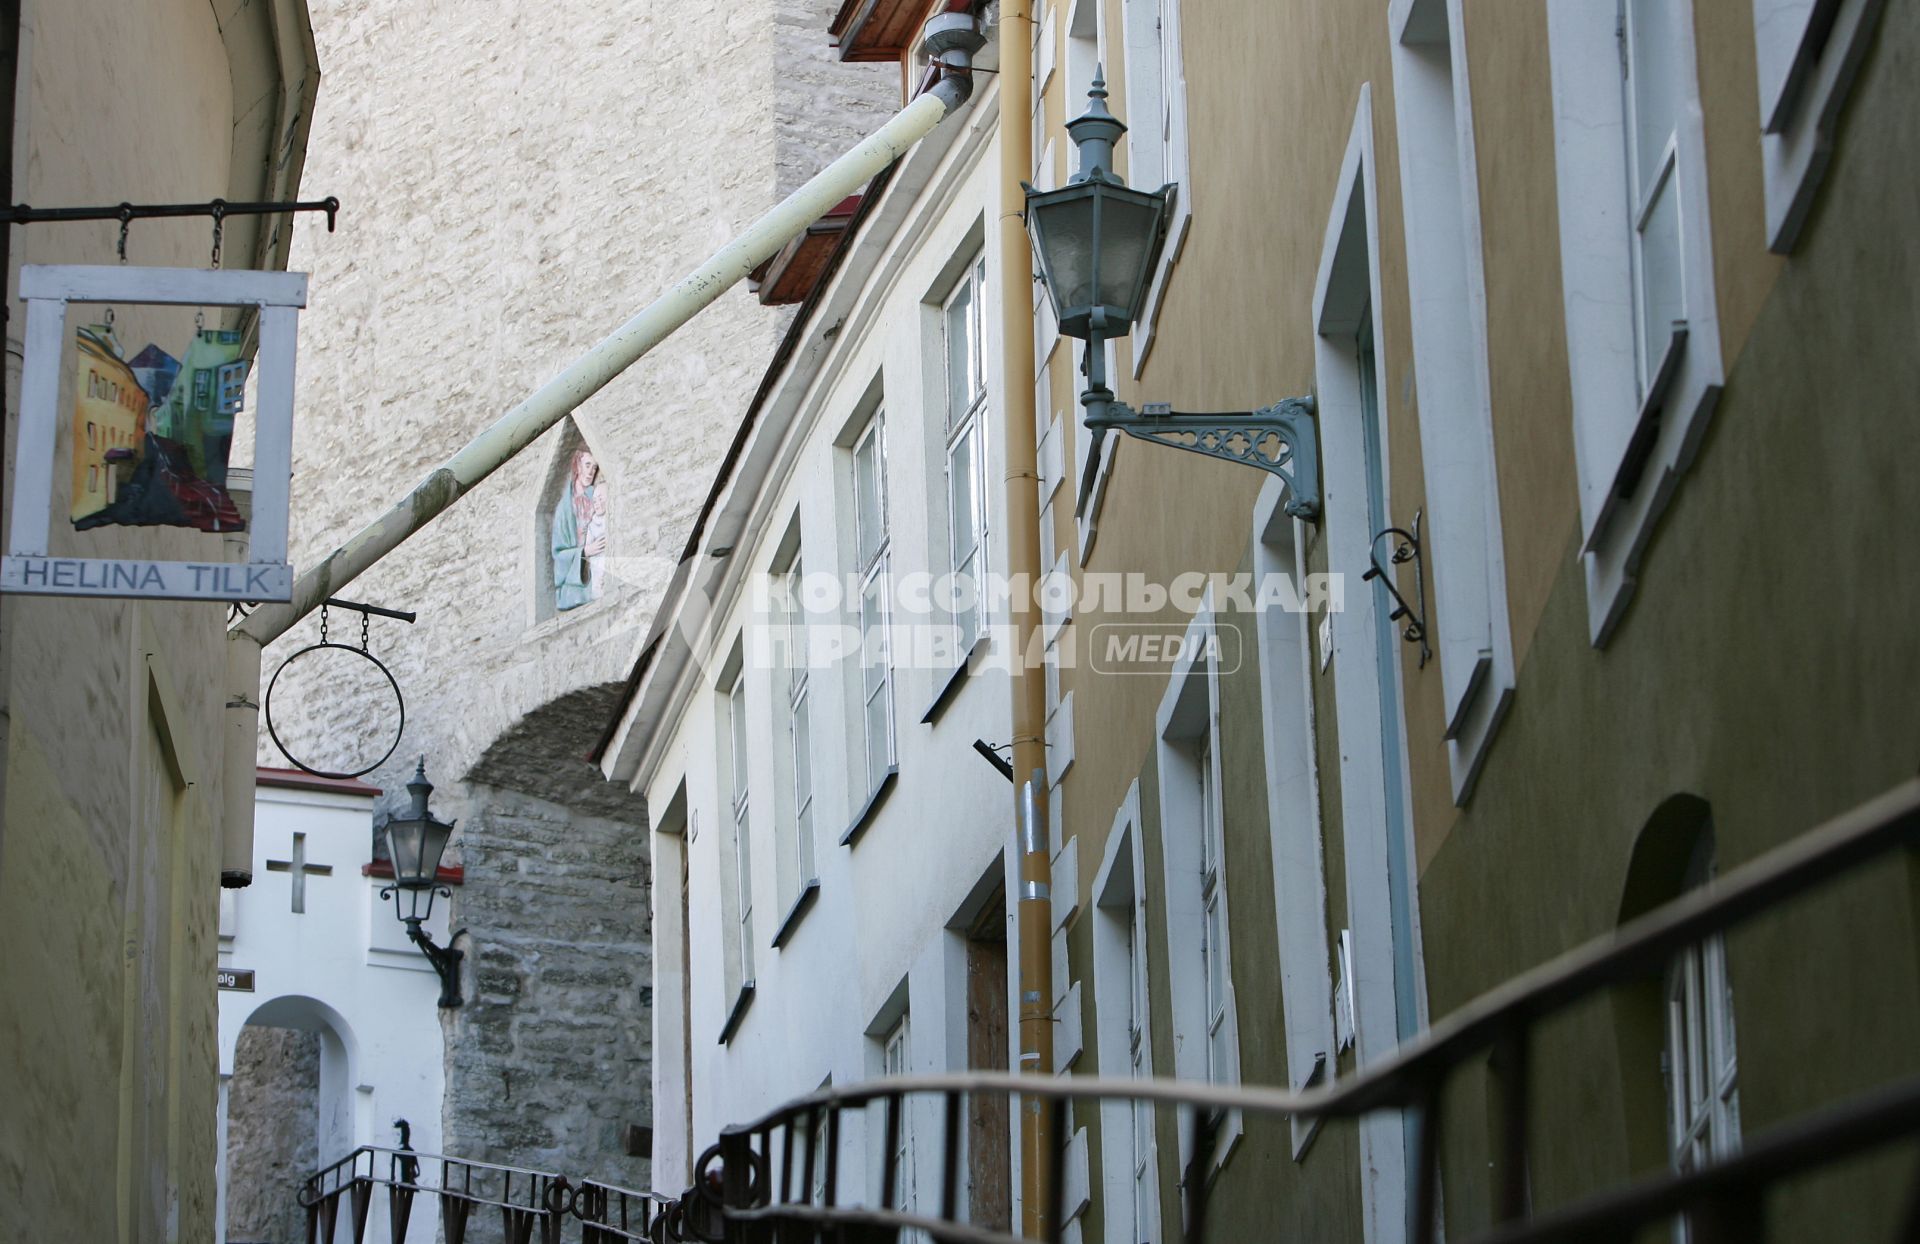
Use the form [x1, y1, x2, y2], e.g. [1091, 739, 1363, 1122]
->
[1363, 509, 1431, 668]
[1085, 395, 1321, 520]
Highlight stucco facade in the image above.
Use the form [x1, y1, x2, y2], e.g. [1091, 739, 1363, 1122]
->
[1037, 0, 1919, 1241]
[605, 63, 1017, 1210]
[0, 1, 319, 1239]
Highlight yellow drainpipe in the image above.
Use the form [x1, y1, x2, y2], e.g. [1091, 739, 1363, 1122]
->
[994, 0, 1053, 1235]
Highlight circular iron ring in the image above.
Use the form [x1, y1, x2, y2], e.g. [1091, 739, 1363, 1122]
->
[264, 641, 405, 781]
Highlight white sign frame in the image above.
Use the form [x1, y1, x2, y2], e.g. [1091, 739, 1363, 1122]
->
[2, 264, 306, 602]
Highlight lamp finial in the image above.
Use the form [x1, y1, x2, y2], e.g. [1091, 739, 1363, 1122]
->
[1067, 70, 1128, 184]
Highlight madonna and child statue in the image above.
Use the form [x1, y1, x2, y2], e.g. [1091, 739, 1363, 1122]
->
[551, 447, 608, 612]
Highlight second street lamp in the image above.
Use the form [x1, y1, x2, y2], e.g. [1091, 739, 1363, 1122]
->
[379, 758, 468, 1008]
[1024, 73, 1322, 520]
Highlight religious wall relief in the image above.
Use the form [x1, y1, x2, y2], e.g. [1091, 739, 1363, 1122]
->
[536, 423, 615, 620]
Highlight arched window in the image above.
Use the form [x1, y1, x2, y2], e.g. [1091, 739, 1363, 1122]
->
[1613, 796, 1742, 1240]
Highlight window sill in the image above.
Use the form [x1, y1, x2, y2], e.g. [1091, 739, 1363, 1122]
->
[770, 879, 821, 949]
[838, 766, 899, 848]
[921, 637, 987, 725]
[718, 982, 756, 1046]
[1129, 188, 1190, 379]
[1757, 0, 1886, 253]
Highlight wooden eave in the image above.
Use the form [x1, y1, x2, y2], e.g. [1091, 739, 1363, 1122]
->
[829, 0, 932, 62]
[749, 195, 862, 305]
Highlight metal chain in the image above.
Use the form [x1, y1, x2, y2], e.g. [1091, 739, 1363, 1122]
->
[360, 611, 370, 653]
[210, 201, 224, 269]
[116, 205, 131, 264]
[319, 604, 329, 645]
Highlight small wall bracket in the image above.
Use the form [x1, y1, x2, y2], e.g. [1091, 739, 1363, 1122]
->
[1086, 395, 1320, 520]
[1363, 509, 1430, 668]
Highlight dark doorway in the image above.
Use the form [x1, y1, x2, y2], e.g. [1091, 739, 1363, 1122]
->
[965, 892, 1011, 1230]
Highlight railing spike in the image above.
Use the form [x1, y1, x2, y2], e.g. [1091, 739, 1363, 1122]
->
[349, 1177, 372, 1244]
[388, 1183, 414, 1244]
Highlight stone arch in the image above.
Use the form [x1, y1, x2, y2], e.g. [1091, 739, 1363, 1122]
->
[531, 416, 620, 626]
[226, 993, 363, 1166]
[436, 681, 653, 1183]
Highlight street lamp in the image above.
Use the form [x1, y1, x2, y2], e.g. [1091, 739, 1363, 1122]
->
[1024, 73, 1321, 520]
[379, 758, 467, 1008]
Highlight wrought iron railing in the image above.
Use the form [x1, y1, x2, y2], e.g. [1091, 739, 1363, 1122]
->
[299, 1143, 678, 1243]
[669, 778, 1920, 1243]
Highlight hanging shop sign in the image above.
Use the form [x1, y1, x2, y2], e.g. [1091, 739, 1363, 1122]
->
[1, 265, 306, 601]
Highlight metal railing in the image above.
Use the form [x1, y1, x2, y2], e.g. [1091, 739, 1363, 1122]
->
[300, 1144, 678, 1243]
[671, 778, 1920, 1243]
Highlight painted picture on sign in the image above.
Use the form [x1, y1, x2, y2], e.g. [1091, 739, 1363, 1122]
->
[70, 323, 247, 533]
[551, 447, 608, 611]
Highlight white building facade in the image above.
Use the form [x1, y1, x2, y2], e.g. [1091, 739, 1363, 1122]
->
[216, 769, 449, 1244]
[601, 68, 1029, 1228]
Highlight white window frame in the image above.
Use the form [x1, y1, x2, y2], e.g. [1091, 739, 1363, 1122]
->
[1119, 0, 1191, 374]
[717, 660, 757, 1019]
[1091, 783, 1163, 1244]
[1751, 0, 1887, 253]
[785, 558, 815, 886]
[1250, 478, 1335, 1156]
[1310, 88, 1421, 1240]
[1662, 838, 1740, 1242]
[767, 537, 819, 937]
[1153, 599, 1243, 1175]
[728, 674, 755, 970]
[941, 254, 992, 655]
[878, 1012, 918, 1220]
[1388, 0, 1516, 802]
[1547, 0, 1726, 646]
[851, 412, 896, 800]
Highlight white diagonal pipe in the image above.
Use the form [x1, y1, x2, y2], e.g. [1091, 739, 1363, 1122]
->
[235, 80, 969, 649]
[220, 53, 979, 884]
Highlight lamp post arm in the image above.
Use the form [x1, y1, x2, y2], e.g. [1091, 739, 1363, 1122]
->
[1083, 394, 1321, 520]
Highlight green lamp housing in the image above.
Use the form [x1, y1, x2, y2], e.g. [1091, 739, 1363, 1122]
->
[1023, 70, 1173, 341]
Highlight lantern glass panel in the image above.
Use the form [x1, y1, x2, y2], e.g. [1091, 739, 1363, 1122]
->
[387, 819, 427, 884]
[1032, 194, 1098, 321]
[1093, 193, 1164, 318]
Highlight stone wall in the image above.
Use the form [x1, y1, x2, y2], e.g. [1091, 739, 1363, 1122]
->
[225, 1026, 321, 1244]
[443, 783, 653, 1193]
[254, 0, 898, 800]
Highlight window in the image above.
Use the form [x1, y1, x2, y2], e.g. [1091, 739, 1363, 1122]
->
[1119, 0, 1191, 369]
[806, 1079, 835, 1206]
[718, 666, 757, 1029]
[1663, 845, 1740, 1241]
[771, 540, 820, 939]
[881, 1015, 918, 1221]
[1547, 0, 1726, 644]
[1751, 0, 1886, 252]
[1389, 0, 1515, 801]
[1093, 787, 1162, 1243]
[942, 255, 990, 654]
[1197, 733, 1230, 1086]
[852, 414, 895, 798]
[1249, 479, 1336, 1148]
[1665, 934, 1740, 1190]
[786, 562, 815, 885]
[1154, 603, 1242, 1172]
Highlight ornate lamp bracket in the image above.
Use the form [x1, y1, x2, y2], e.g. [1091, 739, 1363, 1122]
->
[1085, 395, 1321, 520]
[380, 883, 468, 1008]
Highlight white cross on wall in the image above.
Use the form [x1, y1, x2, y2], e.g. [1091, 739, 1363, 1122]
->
[264, 831, 334, 914]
